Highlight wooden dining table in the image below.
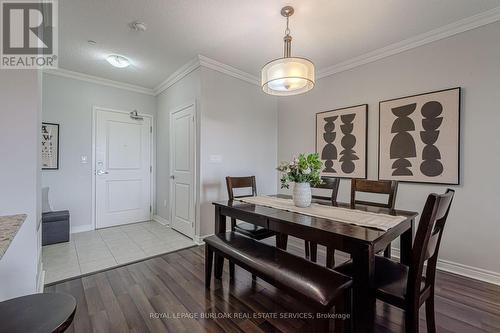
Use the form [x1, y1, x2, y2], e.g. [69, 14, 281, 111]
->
[212, 195, 418, 333]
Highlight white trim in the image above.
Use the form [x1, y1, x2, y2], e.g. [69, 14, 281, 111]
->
[198, 55, 260, 86]
[391, 248, 500, 286]
[43, 68, 155, 95]
[91, 107, 155, 231]
[152, 215, 169, 226]
[193, 233, 213, 245]
[153, 57, 201, 95]
[153, 55, 260, 96]
[169, 101, 198, 239]
[70, 224, 93, 234]
[318, 6, 500, 79]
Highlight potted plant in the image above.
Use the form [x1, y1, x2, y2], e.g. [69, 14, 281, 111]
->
[277, 153, 323, 207]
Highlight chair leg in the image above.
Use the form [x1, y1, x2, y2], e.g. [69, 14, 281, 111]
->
[305, 240, 310, 259]
[214, 255, 223, 279]
[404, 306, 419, 333]
[229, 262, 235, 280]
[326, 247, 335, 268]
[310, 242, 318, 262]
[425, 289, 436, 333]
[334, 289, 352, 333]
[384, 244, 391, 258]
[276, 233, 288, 250]
[205, 245, 213, 289]
[230, 218, 236, 230]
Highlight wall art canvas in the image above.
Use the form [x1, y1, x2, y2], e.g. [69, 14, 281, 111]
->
[42, 122, 59, 170]
[316, 104, 367, 178]
[379, 87, 460, 184]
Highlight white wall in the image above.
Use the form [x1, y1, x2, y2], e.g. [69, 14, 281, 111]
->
[198, 67, 278, 236]
[0, 70, 41, 301]
[41, 73, 156, 232]
[155, 69, 202, 220]
[277, 21, 500, 275]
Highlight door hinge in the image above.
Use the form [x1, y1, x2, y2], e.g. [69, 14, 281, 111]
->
[150, 126, 152, 133]
[150, 205, 152, 213]
[150, 165, 152, 173]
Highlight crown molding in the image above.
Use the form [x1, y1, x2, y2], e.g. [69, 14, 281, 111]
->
[318, 6, 500, 79]
[43, 68, 155, 95]
[198, 55, 260, 86]
[153, 57, 201, 95]
[153, 55, 259, 96]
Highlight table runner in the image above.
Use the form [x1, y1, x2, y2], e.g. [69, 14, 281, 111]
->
[238, 196, 405, 231]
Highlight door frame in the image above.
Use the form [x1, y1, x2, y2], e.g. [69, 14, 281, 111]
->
[91, 106, 155, 231]
[169, 101, 198, 239]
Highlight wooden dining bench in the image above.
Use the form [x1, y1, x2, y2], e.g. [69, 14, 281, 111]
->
[204, 232, 353, 332]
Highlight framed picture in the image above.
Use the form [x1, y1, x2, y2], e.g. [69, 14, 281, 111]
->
[378, 87, 460, 185]
[42, 122, 59, 170]
[316, 104, 368, 179]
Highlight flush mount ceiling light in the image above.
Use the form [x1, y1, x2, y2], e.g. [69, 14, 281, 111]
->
[106, 54, 130, 68]
[261, 6, 315, 96]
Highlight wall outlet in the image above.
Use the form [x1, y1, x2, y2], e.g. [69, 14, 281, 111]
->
[209, 154, 222, 163]
[80, 155, 88, 164]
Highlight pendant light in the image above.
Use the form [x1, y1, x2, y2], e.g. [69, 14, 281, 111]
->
[261, 6, 315, 96]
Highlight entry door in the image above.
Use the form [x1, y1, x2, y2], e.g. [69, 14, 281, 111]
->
[170, 104, 196, 237]
[95, 109, 152, 229]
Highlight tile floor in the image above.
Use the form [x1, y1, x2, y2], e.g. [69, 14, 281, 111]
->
[42, 221, 196, 284]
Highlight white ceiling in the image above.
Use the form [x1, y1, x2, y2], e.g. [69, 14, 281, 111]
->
[59, 0, 500, 89]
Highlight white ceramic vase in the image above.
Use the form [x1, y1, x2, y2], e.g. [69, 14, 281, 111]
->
[293, 182, 312, 208]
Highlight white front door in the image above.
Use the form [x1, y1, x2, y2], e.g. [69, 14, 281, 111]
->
[95, 109, 152, 229]
[170, 104, 196, 238]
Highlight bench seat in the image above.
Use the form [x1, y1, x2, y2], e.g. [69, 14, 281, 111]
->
[204, 232, 352, 310]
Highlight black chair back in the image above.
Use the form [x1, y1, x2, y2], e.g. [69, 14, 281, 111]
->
[350, 179, 398, 209]
[225, 176, 257, 200]
[312, 176, 340, 205]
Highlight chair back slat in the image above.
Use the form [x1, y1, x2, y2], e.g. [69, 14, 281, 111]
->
[312, 177, 340, 205]
[407, 189, 455, 300]
[226, 176, 257, 200]
[350, 179, 398, 209]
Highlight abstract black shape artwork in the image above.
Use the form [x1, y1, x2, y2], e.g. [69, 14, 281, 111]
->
[339, 114, 359, 174]
[379, 87, 460, 185]
[420, 101, 444, 177]
[316, 105, 367, 179]
[321, 116, 338, 173]
[390, 103, 417, 176]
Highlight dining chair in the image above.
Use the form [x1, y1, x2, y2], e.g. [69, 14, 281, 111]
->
[336, 189, 455, 333]
[226, 176, 285, 279]
[307, 176, 340, 265]
[350, 179, 399, 258]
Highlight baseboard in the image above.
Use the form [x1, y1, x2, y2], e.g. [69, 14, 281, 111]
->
[152, 215, 169, 226]
[194, 233, 214, 245]
[391, 248, 500, 286]
[70, 225, 93, 234]
[37, 262, 45, 293]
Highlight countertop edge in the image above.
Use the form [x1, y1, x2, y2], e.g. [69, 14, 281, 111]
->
[0, 214, 28, 260]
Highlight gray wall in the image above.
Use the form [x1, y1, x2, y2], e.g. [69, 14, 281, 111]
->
[277, 21, 500, 274]
[0, 70, 41, 301]
[155, 69, 202, 220]
[41, 73, 156, 231]
[198, 67, 278, 236]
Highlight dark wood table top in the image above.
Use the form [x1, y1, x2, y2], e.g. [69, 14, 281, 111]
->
[213, 194, 418, 245]
[0, 293, 76, 333]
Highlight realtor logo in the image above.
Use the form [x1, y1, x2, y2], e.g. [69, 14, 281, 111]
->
[1, 0, 58, 68]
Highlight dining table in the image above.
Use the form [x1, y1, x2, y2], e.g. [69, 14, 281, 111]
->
[212, 194, 418, 333]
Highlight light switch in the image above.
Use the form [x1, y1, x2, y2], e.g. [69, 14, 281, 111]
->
[80, 155, 88, 164]
[209, 155, 222, 163]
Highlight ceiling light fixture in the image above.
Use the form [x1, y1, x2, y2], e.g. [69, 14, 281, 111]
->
[106, 54, 130, 68]
[261, 6, 315, 96]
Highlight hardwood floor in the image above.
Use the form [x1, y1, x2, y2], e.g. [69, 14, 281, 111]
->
[45, 237, 500, 333]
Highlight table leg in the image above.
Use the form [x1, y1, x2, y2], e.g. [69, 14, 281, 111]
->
[351, 246, 375, 333]
[400, 218, 414, 265]
[214, 206, 226, 279]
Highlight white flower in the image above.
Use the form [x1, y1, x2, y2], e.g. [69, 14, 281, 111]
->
[303, 167, 311, 175]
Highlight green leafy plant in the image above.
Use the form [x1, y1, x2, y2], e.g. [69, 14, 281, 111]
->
[277, 153, 323, 189]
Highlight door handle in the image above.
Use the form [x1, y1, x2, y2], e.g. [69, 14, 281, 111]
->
[96, 170, 109, 175]
[170, 175, 175, 179]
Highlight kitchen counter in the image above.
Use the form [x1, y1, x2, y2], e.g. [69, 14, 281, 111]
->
[0, 214, 27, 260]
